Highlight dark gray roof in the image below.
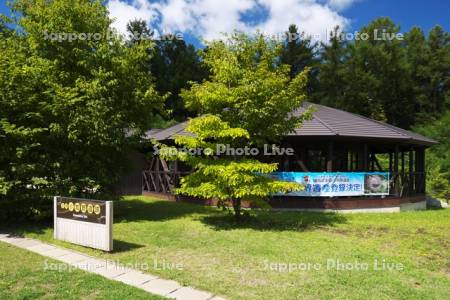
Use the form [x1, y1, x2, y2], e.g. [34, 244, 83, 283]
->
[146, 102, 437, 146]
[146, 121, 192, 141]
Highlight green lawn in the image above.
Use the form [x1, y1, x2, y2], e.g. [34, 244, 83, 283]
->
[0, 241, 165, 299]
[6, 196, 450, 300]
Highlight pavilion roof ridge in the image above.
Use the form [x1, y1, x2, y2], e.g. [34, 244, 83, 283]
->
[308, 108, 340, 136]
[145, 102, 437, 146]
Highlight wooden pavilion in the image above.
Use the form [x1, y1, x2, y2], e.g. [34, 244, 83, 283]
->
[135, 102, 437, 211]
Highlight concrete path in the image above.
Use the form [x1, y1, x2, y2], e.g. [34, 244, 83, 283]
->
[0, 234, 225, 300]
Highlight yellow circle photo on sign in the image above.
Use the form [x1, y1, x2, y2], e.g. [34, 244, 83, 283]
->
[81, 203, 86, 213]
[74, 203, 80, 212]
[68, 202, 74, 212]
[87, 204, 93, 214]
[93, 204, 101, 215]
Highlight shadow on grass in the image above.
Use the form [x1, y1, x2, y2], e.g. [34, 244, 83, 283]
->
[114, 199, 215, 223]
[118, 197, 347, 231]
[200, 211, 348, 231]
[1, 220, 52, 237]
[112, 239, 144, 253]
[426, 206, 446, 211]
[3, 198, 348, 235]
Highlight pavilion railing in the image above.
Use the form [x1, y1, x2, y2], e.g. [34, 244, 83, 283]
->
[390, 172, 425, 197]
[142, 170, 189, 194]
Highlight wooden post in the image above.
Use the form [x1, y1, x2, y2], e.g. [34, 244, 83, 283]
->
[394, 145, 399, 195]
[363, 144, 368, 171]
[401, 151, 405, 175]
[350, 149, 356, 172]
[389, 151, 392, 173]
[422, 149, 426, 193]
[155, 158, 160, 192]
[349, 151, 353, 171]
[371, 153, 375, 171]
[415, 148, 420, 193]
[301, 147, 309, 172]
[343, 147, 348, 171]
[409, 149, 414, 195]
[394, 146, 399, 173]
[327, 141, 333, 172]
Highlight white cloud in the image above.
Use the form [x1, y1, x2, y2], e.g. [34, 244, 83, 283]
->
[107, 0, 158, 36]
[257, 0, 349, 41]
[155, 0, 256, 40]
[106, 0, 356, 42]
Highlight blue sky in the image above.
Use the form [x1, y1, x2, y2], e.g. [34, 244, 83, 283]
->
[1, 0, 448, 46]
[344, 0, 449, 33]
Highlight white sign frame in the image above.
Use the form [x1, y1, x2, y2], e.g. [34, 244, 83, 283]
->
[54, 196, 113, 251]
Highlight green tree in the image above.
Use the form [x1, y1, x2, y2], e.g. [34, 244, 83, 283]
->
[313, 26, 348, 108]
[404, 26, 430, 123]
[151, 36, 208, 120]
[415, 111, 450, 202]
[183, 32, 312, 145]
[126, 18, 153, 45]
[165, 33, 312, 217]
[0, 0, 163, 220]
[280, 24, 318, 81]
[0, 14, 11, 36]
[159, 115, 302, 218]
[125, 19, 208, 121]
[404, 25, 449, 124]
[344, 17, 414, 127]
[426, 26, 450, 118]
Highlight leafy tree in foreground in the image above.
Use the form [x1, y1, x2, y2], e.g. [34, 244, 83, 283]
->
[165, 33, 312, 217]
[0, 0, 163, 220]
[182, 32, 312, 145]
[0, 14, 11, 36]
[159, 116, 302, 218]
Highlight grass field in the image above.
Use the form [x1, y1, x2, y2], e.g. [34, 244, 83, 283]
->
[0, 241, 165, 299]
[6, 196, 450, 300]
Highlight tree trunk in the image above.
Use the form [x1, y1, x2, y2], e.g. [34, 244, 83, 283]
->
[232, 198, 242, 220]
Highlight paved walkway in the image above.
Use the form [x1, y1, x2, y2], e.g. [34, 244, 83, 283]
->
[0, 234, 225, 300]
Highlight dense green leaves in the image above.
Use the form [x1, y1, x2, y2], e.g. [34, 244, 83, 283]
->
[0, 1, 448, 220]
[305, 19, 449, 198]
[183, 33, 312, 145]
[125, 19, 208, 121]
[415, 111, 450, 201]
[280, 24, 319, 95]
[161, 34, 312, 216]
[0, 0, 163, 219]
[159, 116, 302, 216]
[151, 36, 208, 120]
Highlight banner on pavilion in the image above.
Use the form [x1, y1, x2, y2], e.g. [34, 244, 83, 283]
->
[270, 172, 389, 197]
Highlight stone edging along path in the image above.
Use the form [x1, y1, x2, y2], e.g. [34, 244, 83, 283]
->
[0, 234, 225, 300]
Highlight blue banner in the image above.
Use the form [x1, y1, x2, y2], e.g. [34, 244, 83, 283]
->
[270, 172, 390, 197]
